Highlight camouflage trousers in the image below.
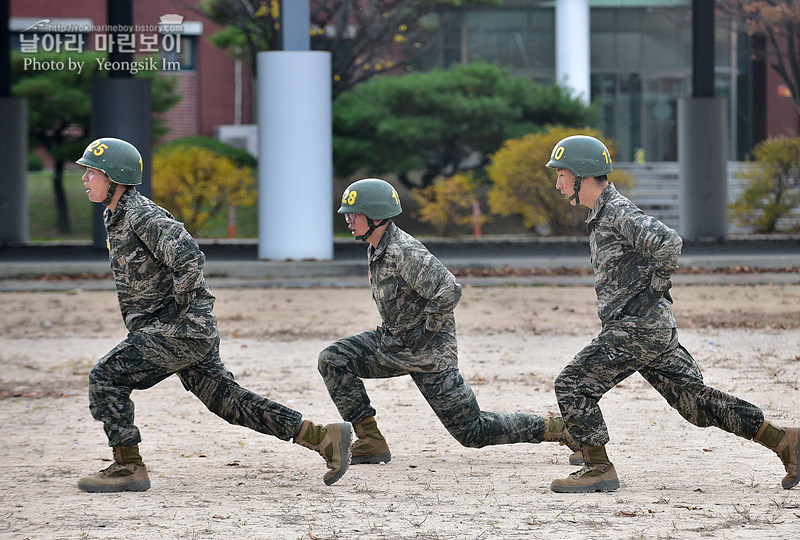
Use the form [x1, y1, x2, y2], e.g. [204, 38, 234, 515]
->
[554, 327, 765, 447]
[318, 329, 546, 447]
[89, 333, 303, 447]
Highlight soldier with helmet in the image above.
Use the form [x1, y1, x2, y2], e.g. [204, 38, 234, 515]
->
[546, 134, 799, 493]
[75, 137, 352, 492]
[317, 178, 581, 466]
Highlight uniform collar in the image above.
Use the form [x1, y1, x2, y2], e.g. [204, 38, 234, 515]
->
[586, 182, 616, 224]
[105, 187, 136, 225]
[368, 221, 396, 261]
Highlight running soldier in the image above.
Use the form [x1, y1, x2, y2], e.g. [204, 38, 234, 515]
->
[318, 178, 580, 465]
[75, 137, 351, 492]
[545, 134, 799, 493]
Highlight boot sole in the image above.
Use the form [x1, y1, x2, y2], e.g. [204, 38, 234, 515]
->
[550, 477, 620, 493]
[781, 430, 800, 490]
[77, 478, 151, 493]
[351, 451, 392, 465]
[324, 422, 353, 486]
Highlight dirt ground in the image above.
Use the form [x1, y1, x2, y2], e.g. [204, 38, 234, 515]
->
[2, 282, 800, 540]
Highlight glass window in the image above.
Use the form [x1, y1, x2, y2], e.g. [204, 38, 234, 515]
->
[643, 7, 691, 70]
[466, 10, 554, 70]
[161, 34, 195, 71]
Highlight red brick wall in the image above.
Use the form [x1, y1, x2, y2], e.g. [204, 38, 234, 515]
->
[766, 64, 800, 138]
[160, 72, 198, 142]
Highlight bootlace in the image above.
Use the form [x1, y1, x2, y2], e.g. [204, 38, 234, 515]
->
[569, 465, 591, 478]
[97, 462, 123, 475]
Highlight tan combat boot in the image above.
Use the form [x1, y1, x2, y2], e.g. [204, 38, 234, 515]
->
[351, 416, 392, 465]
[550, 444, 620, 493]
[754, 420, 800, 489]
[77, 445, 151, 493]
[543, 417, 584, 465]
[294, 420, 352, 485]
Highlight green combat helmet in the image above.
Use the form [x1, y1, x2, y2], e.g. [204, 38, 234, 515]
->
[77, 138, 143, 206]
[338, 178, 402, 241]
[546, 135, 613, 205]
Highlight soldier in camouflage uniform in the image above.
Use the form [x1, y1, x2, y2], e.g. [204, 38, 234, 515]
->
[545, 134, 799, 493]
[75, 138, 352, 492]
[318, 178, 580, 466]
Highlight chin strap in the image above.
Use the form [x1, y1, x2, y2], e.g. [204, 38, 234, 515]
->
[568, 177, 583, 205]
[101, 181, 118, 206]
[356, 218, 391, 242]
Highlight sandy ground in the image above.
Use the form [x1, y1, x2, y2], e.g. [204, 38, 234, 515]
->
[2, 282, 800, 540]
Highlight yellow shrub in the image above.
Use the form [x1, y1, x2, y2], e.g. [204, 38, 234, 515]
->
[152, 145, 256, 235]
[411, 173, 486, 237]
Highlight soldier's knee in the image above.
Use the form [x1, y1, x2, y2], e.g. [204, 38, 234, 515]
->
[554, 370, 570, 396]
[88, 361, 109, 385]
[459, 437, 485, 449]
[446, 425, 485, 448]
[317, 346, 335, 375]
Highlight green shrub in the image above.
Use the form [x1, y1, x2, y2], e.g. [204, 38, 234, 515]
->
[28, 152, 43, 172]
[730, 136, 800, 233]
[157, 136, 257, 169]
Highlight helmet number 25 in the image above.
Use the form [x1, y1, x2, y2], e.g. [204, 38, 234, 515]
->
[89, 141, 109, 156]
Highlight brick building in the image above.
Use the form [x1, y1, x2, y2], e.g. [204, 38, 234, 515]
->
[9, 0, 254, 145]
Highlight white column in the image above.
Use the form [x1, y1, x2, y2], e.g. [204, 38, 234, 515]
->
[257, 51, 333, 260]
[555, 0, 591, 105]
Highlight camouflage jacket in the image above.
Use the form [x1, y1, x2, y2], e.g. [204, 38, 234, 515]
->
[368, 223, 462, 347]
[587, 183, 680, 328]
[104, 188, 217, 338]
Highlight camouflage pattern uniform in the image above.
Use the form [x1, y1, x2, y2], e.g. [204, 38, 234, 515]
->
[90, 188, 303, 447]
[554, 184, 765, 446]
[319, 222, 547, 447]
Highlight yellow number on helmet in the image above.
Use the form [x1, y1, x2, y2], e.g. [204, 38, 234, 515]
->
[92, 143, 109, 156]
[391, 189, 400, 205]
[347, 190, 357, 205]
[553, 146, 565, 160]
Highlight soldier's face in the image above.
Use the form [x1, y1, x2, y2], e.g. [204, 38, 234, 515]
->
[345, 213, 368, 238]
[555, 168, 577, 206]
[82, 167, 112, 203]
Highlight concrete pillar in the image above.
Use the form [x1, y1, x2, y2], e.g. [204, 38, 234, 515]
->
[0, 98, 29, 243]
[90, 78, 152, 248]
[281, 0, 310, 50]
[555, 0, 590, 104]
[256, 51, 333, 260]
[678, 97, 728, 239]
